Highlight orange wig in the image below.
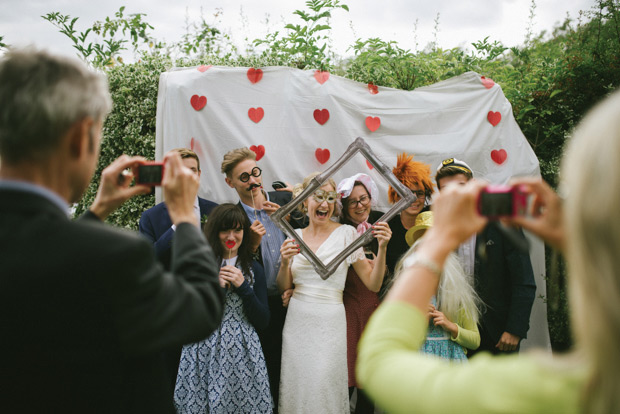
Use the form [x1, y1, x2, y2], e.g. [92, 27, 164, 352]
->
[388, 152, 434, 204]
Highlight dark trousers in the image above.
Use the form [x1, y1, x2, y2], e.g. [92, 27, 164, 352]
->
[258, 295, 287, 412]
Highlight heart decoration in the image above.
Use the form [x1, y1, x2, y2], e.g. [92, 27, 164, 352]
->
[365, 116, 381, 132]
[247, 68, 263, 84]
[314, 70, 330, 85]
[197, 65, 212, 73]
[190, 95, 207, 111]
[481, 76, 495, 89]
[249, 144, 265, 161]
[487, 111, 501, 126]
[315, 148, 330, 164]
[313, 109, 330, 125]
[491, 149, 508, 165]
[225, 240, 236, 249]
[190, 137, 204, 158]
[248, 107, 264, 123]
[367, 83, 379, 95]
[366, 160, 374, 170]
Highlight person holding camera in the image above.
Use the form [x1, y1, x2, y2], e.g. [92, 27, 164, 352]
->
[358, 90, 620, 413]
[436, 158, 536, 355]
[0, 49, 225, 414]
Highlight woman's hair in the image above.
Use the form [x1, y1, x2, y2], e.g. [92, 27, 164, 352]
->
[394, 241, 481, 326]
[292, 172, 340, 217]
[203, 203, 253, 279]
[562, 90, 620, 412]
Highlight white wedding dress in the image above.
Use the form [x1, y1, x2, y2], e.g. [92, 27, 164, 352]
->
[279, 224, 365, 413]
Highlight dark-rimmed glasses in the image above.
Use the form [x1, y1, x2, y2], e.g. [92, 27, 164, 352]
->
[347, 194, 371, 208]
[312, 189, 340, 204]
[239, 167, 262, 183]
[412, 190, 426, 198]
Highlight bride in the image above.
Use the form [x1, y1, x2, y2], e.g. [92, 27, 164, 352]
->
[276, 173, 391, 413]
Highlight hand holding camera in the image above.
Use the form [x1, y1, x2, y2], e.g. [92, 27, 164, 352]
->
[162, 153, 200, 227]
[89, 155, 152, 220]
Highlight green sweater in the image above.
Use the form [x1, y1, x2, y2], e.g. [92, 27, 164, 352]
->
[357, 301, 585, 414]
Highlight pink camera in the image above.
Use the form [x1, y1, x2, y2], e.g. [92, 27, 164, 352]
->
[477, 184, 528, 219]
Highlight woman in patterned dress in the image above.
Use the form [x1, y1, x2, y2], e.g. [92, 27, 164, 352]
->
[174, 204, 272, 413]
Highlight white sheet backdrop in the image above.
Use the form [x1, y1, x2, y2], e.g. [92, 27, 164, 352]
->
[155, 66, 550, 351]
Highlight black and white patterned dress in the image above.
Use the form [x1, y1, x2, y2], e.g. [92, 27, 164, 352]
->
[174, 258, 272, 413]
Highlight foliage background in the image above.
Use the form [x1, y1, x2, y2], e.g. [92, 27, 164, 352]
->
[5, 0, 620, 350]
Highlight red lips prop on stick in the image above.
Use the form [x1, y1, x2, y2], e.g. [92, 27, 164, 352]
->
[225, 240, 236, 260]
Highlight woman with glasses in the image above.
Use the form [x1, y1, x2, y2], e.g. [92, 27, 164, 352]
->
[276, 173, 391, 413]
[336, 173, 386, 414]
[385, 152, 435, 275]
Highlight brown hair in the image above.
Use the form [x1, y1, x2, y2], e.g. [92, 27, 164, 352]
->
[435, 165, 473, 190]
[173, 148, 200, 171]
[220, 147, 256, 177]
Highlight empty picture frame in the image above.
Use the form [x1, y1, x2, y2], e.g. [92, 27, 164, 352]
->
[270, 137, 416, 279]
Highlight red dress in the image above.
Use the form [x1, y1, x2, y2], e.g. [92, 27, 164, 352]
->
[343, 267, 379, 387]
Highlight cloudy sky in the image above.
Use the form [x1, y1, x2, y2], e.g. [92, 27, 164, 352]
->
[1, 0, 595, 60]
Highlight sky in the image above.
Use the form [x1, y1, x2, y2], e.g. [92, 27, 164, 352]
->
[0, 0, 595, 61]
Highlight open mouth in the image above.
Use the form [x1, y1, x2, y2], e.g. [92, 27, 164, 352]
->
[316, 209, 329, 218]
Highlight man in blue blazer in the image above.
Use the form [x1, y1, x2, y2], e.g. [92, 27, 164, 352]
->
[139, 148, 218, 271]
[436, 158, 536, 355]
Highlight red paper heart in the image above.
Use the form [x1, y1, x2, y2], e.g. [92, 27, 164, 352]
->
[249, 145, 265, 161]
[197, 65, 212, 72]
[248, 107, 264, 123]
[190, 95, 207, 111]
[368, 83, 379, 95]
[365, 116, 381, 132]
[491, 149, 508, 165]
[313, 109, 330, 125]
[190, 137, 204, 158]
[225, 240, 236, 249]
[366, 160, 374, 170]
[315, 148, 330, 164]
[247, 68, 263, 84]
[314, 70, 330, 85]
[487, 111, 501, 126]
[481, 76, 495, 89]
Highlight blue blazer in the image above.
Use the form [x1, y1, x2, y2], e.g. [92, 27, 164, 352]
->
[139, 197, 218, 270]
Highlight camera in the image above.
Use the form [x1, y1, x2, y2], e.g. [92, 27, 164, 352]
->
[136, 162, 164, 186]
[477, 184, 528, 219]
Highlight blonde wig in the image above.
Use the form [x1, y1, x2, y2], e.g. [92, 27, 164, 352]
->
[394, 241, 481, 328]
[563, 89, 620, 413]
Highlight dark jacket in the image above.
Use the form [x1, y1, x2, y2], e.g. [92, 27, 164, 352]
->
[0, 189, 224, 413]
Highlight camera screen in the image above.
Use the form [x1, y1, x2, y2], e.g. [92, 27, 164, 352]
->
[138, 165, 163, 184]
[480, 192, 513, 217]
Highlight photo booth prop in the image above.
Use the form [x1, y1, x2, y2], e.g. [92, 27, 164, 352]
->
[270, 137, 415, 279]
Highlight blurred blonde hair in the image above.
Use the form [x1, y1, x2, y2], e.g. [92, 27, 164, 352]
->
[563, 89, 620, 412]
